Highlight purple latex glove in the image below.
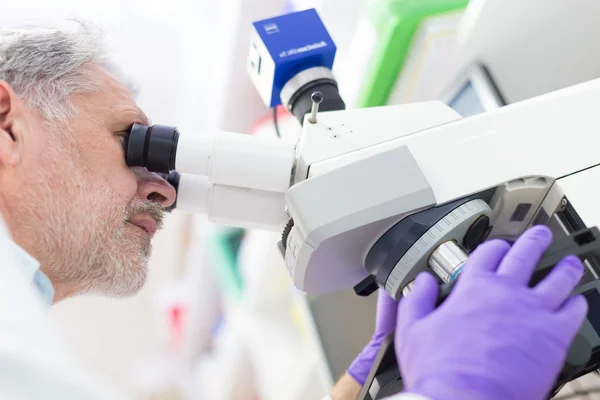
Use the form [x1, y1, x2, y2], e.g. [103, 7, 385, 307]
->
[396, 225, 588, 400]
[347, 289, 398, 385]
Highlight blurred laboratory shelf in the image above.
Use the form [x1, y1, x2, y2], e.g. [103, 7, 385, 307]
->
[177, 213, 333, 400]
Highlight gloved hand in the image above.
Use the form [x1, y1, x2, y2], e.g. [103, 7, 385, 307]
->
[347, 289, 398, 386]
[396, 225, 588, 400]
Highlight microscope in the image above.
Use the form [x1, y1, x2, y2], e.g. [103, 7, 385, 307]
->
[123, 9, 600, 399]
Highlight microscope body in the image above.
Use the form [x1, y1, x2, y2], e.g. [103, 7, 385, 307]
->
[282, 77, 600, 300]
[133, 76, 600, 301]
[124, 61, 600, 400]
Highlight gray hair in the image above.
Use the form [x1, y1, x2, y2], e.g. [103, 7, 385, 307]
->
[0, 19, 135, 122]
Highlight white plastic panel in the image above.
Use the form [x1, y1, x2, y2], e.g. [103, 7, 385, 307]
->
[295, 101, 462, 181]
[209, 185, 285, 232]
[176, 173, 211, 214]
[210, 133, 295, 193]
[310, 78, 600, 206]
[176, 173, 285, 231]
[247, 26, 277, 107]
[176, 132, 296, 193]
[176, 134, 215, 176]
[286, 145, 435, 295]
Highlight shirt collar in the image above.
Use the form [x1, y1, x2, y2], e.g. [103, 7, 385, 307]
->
[0, 218, 54, 306]
[12, 242, 55, 306]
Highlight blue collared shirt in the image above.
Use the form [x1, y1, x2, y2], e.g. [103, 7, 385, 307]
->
[5, 236, 54, 306]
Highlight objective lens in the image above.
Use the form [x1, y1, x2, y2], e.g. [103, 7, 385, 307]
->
[402, 280, 416, 297]
[429, 241, 468, 283]
[125, 123, 179, 174]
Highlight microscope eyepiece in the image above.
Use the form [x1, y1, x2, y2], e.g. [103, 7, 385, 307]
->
[125, 123, 179, 174]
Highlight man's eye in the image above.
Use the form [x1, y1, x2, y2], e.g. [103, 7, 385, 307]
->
[116, 132, 129, 152]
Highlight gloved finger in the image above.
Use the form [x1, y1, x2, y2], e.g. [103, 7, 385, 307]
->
[374, 289, 399, 338]
[396, 272, 438, 334]
[347, 291, 398, 386]
[532, 256, 584, 310]
[496, 225, 553, 284]
[554, 294, 588, 340]
[460, 239, 510, 277]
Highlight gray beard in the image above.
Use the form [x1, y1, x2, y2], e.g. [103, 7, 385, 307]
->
[19, 164, 163, 298]
[37, 185, 150, 297]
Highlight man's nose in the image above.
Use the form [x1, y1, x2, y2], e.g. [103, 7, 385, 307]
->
[133, 167, 177, 208]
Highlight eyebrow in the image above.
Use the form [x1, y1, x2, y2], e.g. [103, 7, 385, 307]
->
[114, 106, 152, 129]
[136, 110, 152, 126]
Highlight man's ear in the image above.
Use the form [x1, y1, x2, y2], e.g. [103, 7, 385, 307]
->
[0, 81, 20, 167]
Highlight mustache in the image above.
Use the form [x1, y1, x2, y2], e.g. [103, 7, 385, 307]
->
[126, 201, 165, 230]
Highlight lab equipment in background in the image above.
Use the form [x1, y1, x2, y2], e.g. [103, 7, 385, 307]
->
[384, 5, 469, 107]
[206, 228, 246, 303]
[132, 282, 193, 400]
[438, 63, 506, 117]
[429, 0, 600, 119]
[338, 0, 469, 108]
[342, 0, 600, 116]
[457, 0, 600, 105]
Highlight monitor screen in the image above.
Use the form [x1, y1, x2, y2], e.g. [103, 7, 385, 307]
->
[448, 80, 486, 117]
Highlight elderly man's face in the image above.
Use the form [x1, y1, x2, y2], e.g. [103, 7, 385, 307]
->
[0, 66, 176, 301]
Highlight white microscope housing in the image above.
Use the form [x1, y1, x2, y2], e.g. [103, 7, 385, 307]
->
[130, 78, 600, 300]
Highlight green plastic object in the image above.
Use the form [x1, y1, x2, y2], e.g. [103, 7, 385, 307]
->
[356, 0, 469, 107]
[207, 228, 245, 302]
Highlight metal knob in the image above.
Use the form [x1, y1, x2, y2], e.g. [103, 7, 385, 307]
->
[308, 91, 323, 124]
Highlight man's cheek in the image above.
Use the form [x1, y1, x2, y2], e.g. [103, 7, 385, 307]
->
[107, 170, 138, 203]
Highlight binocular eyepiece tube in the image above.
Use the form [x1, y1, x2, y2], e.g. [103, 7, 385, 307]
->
[124, 123, 180, 211]
[125, 123, 180, 174]
[122, 123, 295, 229]
[124, 122, 294, 194]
